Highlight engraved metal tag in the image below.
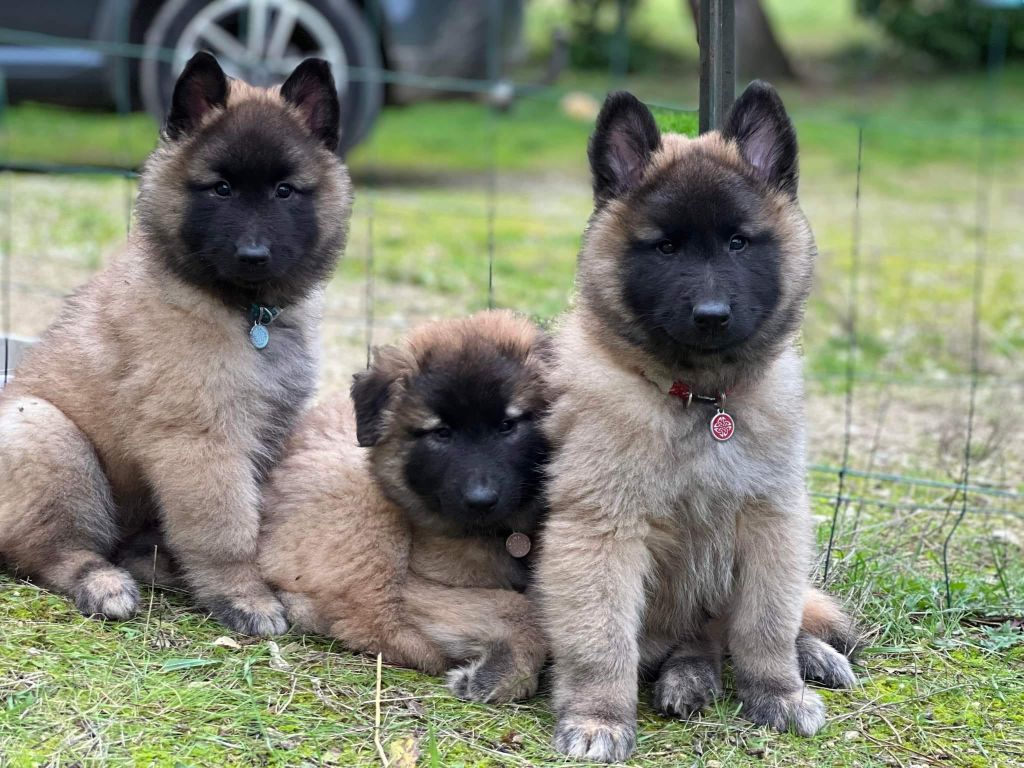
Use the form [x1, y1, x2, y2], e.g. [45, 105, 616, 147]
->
[505, 532, 532, 558]
[249, 323, 270, 350]
[710, 410, 735, 441]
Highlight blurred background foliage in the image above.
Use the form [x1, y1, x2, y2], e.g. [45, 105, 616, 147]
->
[544, 0, 1024, 78]
[857, 0, 1024, 66]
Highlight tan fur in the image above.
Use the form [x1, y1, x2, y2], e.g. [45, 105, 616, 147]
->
[0, 70, 352, 635]
[801, 587, 864, 656]
[259, 311, 547, 702]
[802, 588, 847, 639]
[538, 119, 856, 761]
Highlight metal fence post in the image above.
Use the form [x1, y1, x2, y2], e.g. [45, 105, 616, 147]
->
[698, 0, 736, 133]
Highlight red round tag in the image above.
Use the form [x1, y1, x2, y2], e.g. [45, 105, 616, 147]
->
[710, 411, 735, 441]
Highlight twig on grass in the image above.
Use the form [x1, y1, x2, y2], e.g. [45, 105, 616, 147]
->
[830, 681, 968, 725]
[862, 730, 942, 766]
[271, 675, 298, 715]
[142, 545, 159, 652]
[877, 710, 905, 745]
[374, 653, 389, 767]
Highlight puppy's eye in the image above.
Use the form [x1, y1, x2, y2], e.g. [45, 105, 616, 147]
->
[213, 181, 231, 197]
[432, 426, 453, 442]
[728, 235, 748, 252]
[656, 239, 677, 255]
[499, 419, 517, 434]
[275, 183, 294, 199]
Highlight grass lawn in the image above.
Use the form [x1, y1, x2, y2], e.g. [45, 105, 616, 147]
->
[2, 0, 1023, 765]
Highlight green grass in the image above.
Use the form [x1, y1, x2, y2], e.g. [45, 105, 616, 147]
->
[1, 488, 1021, 767]
[2, 0, 1024, 764]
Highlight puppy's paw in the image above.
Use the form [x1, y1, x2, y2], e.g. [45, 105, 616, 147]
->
[653, 655, 722, 718]
[74, 564, 140, 620]
[446, 647, 540, 703]
[740, 685, 826, 736]
[797, 632, 857, 689]
[208, 592, 288, 637]
[553, 714, 636, 763]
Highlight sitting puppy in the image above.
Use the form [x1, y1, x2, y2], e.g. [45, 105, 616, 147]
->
[259, 310, 549, 702]
[537, 83, 860, 762]
[0, 53, 352, 635]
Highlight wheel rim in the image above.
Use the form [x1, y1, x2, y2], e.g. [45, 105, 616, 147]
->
[173, 0, 349, 94]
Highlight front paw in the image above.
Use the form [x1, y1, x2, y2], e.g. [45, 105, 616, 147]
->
[446, 648, 540, 703]
[74, 565, 140, 620]
[740, 685, 825, 736]
[553, 714, 636, 763]
[207, 591, 288, 636]
[653, 656, 722, 718]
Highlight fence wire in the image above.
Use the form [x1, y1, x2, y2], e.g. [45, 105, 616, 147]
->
[822, 126, 863, 584]
[0, 2, 1021, 619]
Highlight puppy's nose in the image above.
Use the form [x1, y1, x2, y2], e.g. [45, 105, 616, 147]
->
[236, 243, 270, 267]
[463, 485, 499, 513]
[692, 301, 731, 331]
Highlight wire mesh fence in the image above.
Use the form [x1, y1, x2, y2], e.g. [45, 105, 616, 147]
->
[0, 0, 1021, 628]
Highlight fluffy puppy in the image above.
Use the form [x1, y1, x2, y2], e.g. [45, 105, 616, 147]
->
[0, 53, 352, 635]
[259, 311, 549, 702]
[536, 83, 860, 762]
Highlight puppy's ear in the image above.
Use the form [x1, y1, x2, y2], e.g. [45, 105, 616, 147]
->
[722, 80, 798, 197]
[517, 325, 553, 407]
[524, 327, 554, 368]
[350, 346, 414, 447]
[281, 58, 341, 151]
[588, 91, 661, 206]
[165, 52, 228, 141]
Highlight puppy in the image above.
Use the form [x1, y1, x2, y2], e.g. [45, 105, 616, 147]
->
[536, 83, 858, 761]
[0, 53, 352, 635]
[259, 310, 549, 701]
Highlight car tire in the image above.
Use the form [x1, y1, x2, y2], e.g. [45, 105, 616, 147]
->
[140, 0, 383, 155]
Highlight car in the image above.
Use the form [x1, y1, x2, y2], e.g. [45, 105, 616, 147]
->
[0, 0, 525, 155]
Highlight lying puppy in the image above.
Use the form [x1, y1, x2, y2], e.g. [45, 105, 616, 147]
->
[259, 310, 549, 702]
[537, 83, 860, 762]
[0, 53, 352, 635]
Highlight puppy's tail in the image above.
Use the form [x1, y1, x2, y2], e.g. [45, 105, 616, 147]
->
[800, 587, 864, 661]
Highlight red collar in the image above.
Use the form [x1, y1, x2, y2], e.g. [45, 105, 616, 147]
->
[640, 370, 737, 442]
[640, 369, 733, 408]
[667, 381, 732, 407]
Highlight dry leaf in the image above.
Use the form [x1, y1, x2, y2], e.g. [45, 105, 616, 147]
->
[404, 698, 426, 718]
[267, 641, 291, 671]
[212, 636, 241, 650]
[320, 748, 344, 766]
[388, 735, 419, 767]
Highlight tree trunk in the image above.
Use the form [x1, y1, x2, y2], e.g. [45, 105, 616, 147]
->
[687, 0, 798, 81]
